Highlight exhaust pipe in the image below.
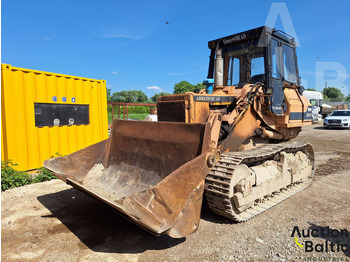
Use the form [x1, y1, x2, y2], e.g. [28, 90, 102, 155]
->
[214, 43, 224, 87]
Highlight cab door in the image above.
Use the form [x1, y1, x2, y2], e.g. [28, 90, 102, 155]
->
[269, 38, 284, 115]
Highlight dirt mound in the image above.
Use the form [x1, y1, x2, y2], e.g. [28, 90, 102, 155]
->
[314, 152, 350, 176]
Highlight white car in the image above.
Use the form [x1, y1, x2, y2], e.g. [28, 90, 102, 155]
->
[323, 110, 350, 129]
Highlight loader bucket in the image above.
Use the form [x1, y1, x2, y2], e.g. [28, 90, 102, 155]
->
[44, 119, 214, 238]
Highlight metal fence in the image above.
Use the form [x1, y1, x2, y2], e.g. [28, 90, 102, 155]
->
[107, 102, 156, 121]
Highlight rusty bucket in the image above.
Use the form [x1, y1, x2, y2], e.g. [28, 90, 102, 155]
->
[44, 119, 213, 237]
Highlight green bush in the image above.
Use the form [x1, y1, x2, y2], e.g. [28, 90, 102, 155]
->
[33, 167, 57, 182]
[129, 106, 151, 114]
[1, 161, 32, 191]
[108, 112, 149, 123]
[108, 105, 155, 115]
[1, 160, 56, 192]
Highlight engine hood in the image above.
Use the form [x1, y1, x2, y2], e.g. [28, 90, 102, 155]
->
[325, 116, 350, 121]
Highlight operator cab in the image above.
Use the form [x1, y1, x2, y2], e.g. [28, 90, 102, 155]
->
[207, 26, 301, 115]
[223, 39, 266, 86]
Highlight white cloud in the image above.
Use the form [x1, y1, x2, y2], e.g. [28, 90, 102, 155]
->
[111, 71, 118, 75]
[107, 84, 113, 88]
[102, 33, 141, 40]
[147, 86, 164, 92]
[43, 34, 57, 41]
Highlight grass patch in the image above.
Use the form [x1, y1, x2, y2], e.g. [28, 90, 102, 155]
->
[108, 112, 149, 124]
[1, 160, 57, 192]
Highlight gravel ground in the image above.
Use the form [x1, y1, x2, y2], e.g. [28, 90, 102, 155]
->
[2, 122, 350, 262]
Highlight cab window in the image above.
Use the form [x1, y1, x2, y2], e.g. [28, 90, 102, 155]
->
[224, 43, 265, 86]
[283, 45, 297, 83]
[251, 56, 265, 78]
[227, 56, 240, 86]
[271, 39, 280, 79]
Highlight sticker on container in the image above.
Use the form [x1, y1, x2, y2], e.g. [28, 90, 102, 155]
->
[62, 97, 67, 102]
[71, 97, 76, 103]
[52, 96, 57, 102]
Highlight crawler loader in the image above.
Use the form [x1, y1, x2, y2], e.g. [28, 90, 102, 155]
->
[44, 26, 314, 238]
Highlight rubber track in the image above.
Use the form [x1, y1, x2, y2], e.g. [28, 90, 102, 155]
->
[204, 142, 314, 222]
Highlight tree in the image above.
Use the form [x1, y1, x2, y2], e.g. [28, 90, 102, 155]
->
[173, 81, 205, 94]
[173, 81, 194, 94]
[322, 87, 345, 102]
[305, 88, 316, 91]
[150, 92, 171, 103]
[346, 94, 350, 102]
[107, 88, 112, 102]
[110, 90, 148, 103]
[194, 83, 205, 93]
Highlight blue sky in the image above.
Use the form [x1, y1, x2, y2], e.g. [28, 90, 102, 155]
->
[2, 0, 350, 98]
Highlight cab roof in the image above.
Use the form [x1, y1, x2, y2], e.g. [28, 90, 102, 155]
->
[208, 26, 296, 50]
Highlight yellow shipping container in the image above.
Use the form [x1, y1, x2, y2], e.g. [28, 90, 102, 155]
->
[1, 64, 109, 171]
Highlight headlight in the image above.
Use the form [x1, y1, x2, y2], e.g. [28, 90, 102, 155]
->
[343, 118, 350, 122]
[324, 119, 328, 122]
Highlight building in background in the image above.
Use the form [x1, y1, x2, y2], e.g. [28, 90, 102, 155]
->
[303, 90, 323, 122]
